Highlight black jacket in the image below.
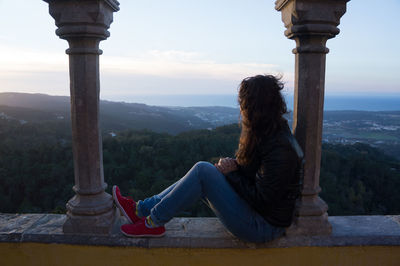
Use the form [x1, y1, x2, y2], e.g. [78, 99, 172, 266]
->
[226, 123, 304, 227]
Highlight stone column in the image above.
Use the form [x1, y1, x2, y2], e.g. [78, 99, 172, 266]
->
[44, 0, 120, 234]
[275, 0, 349, 235]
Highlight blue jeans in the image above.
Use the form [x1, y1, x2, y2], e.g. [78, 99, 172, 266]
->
[136, 161, 285, 243]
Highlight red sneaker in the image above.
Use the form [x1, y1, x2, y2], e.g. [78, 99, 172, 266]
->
[112, 185, 141, 223]
[121, 218, 166, 238]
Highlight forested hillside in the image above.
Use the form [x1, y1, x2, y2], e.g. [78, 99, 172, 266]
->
[0, 92, 239, 134]
[1, 121, 399, 216]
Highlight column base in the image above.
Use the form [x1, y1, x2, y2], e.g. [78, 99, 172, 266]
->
[286, 212, 332, 236]
[63, 207, 118, 235]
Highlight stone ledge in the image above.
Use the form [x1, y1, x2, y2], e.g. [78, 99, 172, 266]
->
[1, 214, 400, 248]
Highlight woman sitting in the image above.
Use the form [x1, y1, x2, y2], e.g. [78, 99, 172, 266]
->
[113, 74, 304, 243]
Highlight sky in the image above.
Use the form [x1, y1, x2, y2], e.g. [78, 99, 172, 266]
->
[0, 0, 399, 104]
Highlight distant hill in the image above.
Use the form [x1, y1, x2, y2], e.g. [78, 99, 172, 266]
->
[0, 93, 70, 111]
[1, 92, 399, 158]
[0, 92, 239, 134]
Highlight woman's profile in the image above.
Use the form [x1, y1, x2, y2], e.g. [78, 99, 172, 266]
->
[113, 74, 304, 243]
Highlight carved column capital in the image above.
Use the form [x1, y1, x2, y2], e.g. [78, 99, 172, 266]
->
[45, 0, 119, 39]
[275, 0, 349, 54]
[45, 0, 119, 55]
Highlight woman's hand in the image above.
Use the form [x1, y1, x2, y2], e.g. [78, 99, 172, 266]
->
[214, 157, 238, 175]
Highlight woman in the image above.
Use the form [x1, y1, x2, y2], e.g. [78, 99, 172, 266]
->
[113, 74, 304, 243]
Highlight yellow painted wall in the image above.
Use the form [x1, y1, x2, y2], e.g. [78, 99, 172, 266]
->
[1, 243, 399, 266]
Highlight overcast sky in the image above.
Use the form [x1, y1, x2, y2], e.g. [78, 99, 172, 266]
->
[0, 0, 399, 102]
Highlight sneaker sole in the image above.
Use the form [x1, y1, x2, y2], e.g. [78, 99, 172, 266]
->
[112, 185, 134, 224]
[121, 229, 166, 238]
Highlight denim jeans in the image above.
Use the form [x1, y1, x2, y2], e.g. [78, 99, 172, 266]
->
[136, 161, 285, 243]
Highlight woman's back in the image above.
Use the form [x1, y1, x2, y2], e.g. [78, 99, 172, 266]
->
[227, 120, 304, 227]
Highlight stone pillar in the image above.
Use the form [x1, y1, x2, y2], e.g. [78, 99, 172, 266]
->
[275, 0, 349, 235]
[44, 0, 120, 234]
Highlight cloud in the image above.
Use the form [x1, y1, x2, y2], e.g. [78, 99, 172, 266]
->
[0, 44, 68, 77]
[102, 49, 288, 82]
[0, 45, 294, 96]
[0, 45, 286, 79]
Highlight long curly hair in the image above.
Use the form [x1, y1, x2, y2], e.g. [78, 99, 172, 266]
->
[236, 75, 288, 166]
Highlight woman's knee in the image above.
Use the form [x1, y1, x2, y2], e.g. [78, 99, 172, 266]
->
[193, 161, 221, 182]
[194, 161, 216, 174]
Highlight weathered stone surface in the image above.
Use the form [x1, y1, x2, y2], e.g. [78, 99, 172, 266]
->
[389, 215, 400, 225]
[44, 0, 120, 235]
[330, 216, 400, 237]
[1, 214, 399, 248]
[0, 214, 46, 242]
[23, 214, 65, 235]
[0, 214, 45, 234]
[275, 0, 350, 235]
